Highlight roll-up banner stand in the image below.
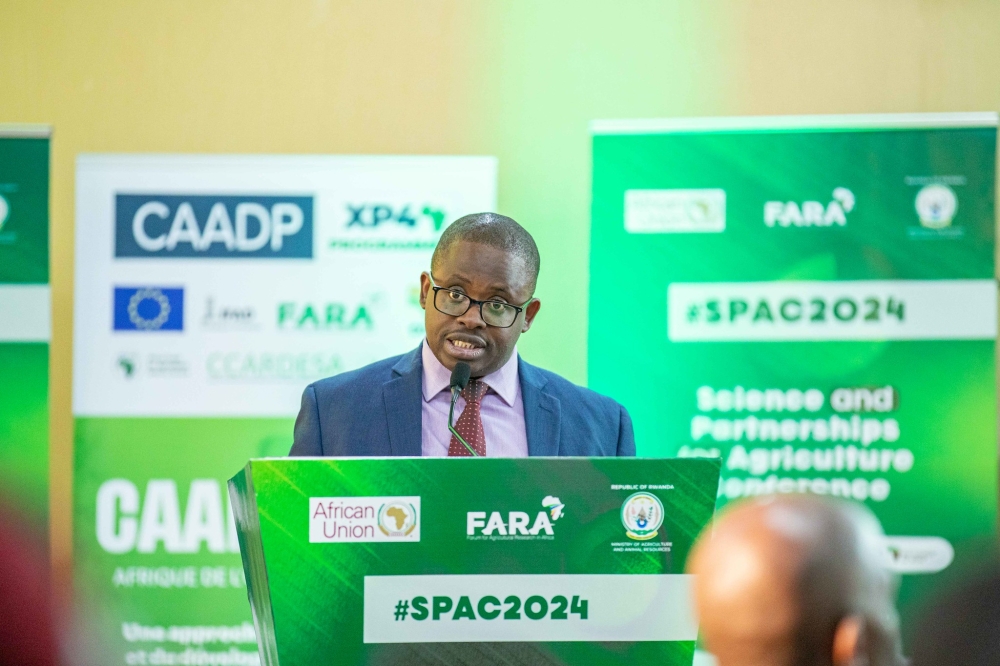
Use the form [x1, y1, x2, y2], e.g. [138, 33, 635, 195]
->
[589, 113, 998, 622]
[73, 155, 497, 665]
[0, 125, 51, 529]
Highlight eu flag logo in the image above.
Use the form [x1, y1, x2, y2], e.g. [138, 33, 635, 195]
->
[113, 287, 184, 331]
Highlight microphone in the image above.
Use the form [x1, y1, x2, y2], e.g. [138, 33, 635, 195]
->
[448, 362, 478, 457]
[450, 362, 471, 392]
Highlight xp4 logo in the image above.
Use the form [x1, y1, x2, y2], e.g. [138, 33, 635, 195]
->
[333, 204, 450, 249]
[346, 204, 446, 231]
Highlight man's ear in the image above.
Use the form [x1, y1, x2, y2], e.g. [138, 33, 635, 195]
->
[832, 616, 865, 666]
[521, 299, 541, 333]
[419, 272, 431, 309]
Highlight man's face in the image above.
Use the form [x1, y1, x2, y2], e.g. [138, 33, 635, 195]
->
[419, 240, 541, 377]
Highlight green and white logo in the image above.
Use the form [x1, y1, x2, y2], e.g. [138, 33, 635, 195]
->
[466, 497, 564, 539]
[277, 301, 375, 331]
[915, 184, 958, 229]
[117, 354, 137, 379]
[621, 492, 664, 541]
[0, 193, 8, 230]
[764, 187, 855, 228]
[331, 202, 451, 249]
[624, 189, 726, 234]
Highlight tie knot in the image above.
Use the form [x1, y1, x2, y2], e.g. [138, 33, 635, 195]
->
[461, 378, 487, 405]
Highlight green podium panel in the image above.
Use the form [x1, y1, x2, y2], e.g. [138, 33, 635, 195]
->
[230, 457, 721, 666]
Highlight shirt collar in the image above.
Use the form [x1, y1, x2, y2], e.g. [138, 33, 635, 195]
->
[421, 339, 520, 406]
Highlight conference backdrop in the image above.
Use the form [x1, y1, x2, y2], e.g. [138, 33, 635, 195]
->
[0, 126, 50, 527]
[73, 154, 497, 665]
[589, 112, 998, 616]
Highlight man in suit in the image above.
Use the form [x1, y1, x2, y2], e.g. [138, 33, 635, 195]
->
[290, 212, 634, 457]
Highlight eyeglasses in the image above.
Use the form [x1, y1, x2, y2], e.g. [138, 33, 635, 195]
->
[429, 276, 531, 328]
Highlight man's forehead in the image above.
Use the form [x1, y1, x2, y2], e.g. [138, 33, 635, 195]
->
[434, 242, 532, 289]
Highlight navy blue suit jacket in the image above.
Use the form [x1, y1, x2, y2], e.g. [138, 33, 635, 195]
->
[290, 346, 635, 457]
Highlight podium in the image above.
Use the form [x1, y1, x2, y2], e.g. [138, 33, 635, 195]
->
[230, 456, 721, 666]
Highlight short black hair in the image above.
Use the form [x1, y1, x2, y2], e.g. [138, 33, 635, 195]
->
[431, 212, 540, 291]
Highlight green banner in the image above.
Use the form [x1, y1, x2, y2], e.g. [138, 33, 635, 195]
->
[588, 113, 998, 620]
[73, 420, 289, 664]
[231, 457, 720, 666]
[0, 127, 50, 526]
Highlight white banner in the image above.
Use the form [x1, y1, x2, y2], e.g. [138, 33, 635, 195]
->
[0, 285, 50, 342]
[668, 279, 997, 342]
[73, 154, 497, 417]
[363, 574, 697, 643]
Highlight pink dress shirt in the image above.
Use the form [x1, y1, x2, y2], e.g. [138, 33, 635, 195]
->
[420, 340, 529, 457]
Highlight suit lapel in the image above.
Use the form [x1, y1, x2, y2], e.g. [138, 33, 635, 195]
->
[383, 347, 423, 457]
[519, 358, 561, 457]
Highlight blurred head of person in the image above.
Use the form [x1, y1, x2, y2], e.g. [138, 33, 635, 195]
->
[688, 494, 904, 666]
[910, 564, 1000, 666]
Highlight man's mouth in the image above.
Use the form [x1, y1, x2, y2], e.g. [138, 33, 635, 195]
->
[445, 335, 487, 360]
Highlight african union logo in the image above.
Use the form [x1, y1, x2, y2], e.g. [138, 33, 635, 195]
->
[378, 501, 418, 538]
[113, 287, 184, 331]
[915, 184, 958, 229]
[621, 492, 665, 541]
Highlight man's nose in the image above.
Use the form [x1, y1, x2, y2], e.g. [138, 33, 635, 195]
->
[455, 303, 487, 329]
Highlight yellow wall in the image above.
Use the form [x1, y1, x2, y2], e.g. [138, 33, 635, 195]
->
[1, 0, 998, 588]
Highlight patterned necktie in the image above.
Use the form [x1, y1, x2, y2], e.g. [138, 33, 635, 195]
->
[448, 378, 488, 457]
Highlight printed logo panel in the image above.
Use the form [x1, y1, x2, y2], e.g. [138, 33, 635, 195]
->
[330, 202, 450, 250]
[668, 279, 998, 342]
[113, 287, 185, 332]
[465, 496, 565, 541]
[624, 189, 725, 234]
[309, 497, 421, 543]
[763, 187, 854, 228]
[115, 194, 314, 258]
[884, 536, 955, 573]
[363, 574, 697, 643]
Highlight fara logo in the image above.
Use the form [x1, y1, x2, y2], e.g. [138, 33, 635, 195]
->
[915, 184, 958, 229]
[466, 496, 564, 539]
[0, 194, 8, 231]
[277, 300, 375, 331]
[621, 492, 664, 541]
[115, 194, 314, 258]
[764, 187, 855, 228]
[113, 287, 184, 332]
[310, 496, 421, 543]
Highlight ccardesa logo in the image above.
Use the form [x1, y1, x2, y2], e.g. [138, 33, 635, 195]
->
[115, 194, 314, 258]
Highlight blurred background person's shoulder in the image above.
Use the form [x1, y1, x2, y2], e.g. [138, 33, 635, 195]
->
[910, 562, 1000, 666]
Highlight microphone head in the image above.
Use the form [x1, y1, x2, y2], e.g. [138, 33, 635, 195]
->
[450, 362, 471, 391]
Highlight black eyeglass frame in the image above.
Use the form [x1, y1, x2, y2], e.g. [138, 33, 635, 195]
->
[428, 275, 534, 329]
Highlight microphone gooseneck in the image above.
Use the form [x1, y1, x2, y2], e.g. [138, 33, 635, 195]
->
[448, 362, 478, 456]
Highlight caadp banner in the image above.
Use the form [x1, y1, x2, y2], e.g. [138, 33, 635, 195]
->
[73, 154, 497, 664]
